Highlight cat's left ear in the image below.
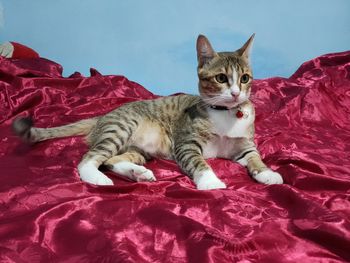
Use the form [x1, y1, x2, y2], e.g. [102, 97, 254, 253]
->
[197, 35, 217, 67]
[237, 33, 255, 59]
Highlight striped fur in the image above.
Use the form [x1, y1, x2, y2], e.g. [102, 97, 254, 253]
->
[12, 117, 98, 143]
[12, 34, 283, 189]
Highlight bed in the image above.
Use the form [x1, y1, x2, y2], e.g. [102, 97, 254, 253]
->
[0, 51, 349, 262]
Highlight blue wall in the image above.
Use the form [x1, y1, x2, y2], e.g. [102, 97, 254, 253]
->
[1, 0, 349, 95]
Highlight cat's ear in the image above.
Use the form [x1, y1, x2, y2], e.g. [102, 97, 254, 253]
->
[237, 34, 255, 59]
[196, 35, 217, 67]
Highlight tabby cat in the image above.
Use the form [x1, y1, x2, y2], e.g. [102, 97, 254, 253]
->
[13, 34, 283, 190]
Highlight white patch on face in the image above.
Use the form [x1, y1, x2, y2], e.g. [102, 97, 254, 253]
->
[213, 67, 250, 108]
[231, 66, 251, 105]
[236, 90, 249, 104]
[230, 67, 240, 96]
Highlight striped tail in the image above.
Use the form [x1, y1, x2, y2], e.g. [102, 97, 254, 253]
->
[12, 117, 98, 143]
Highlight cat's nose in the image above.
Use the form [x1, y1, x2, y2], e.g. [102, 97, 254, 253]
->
[230, 86, 240, 97]
[231, 91, 240, 98]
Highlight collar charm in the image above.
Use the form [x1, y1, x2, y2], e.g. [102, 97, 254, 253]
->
[236, 108, 249, 119]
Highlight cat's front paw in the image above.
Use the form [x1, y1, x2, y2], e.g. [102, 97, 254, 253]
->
[78, 162, 114, 186]
[81, 172, 114, 186]
[194, 170, 227, 190]
[254, 169, 283, 185]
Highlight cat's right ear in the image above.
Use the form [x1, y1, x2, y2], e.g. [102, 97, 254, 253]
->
[237, 34, 255, 59]
[196, 35, 216, 67]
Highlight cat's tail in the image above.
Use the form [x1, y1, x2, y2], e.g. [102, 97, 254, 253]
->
[12, 116, 98, 143]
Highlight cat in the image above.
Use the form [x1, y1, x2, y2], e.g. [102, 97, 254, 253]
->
[12, 34, 283, 190]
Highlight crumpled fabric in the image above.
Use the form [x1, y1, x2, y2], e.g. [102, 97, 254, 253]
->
[0, 52, 349, 262]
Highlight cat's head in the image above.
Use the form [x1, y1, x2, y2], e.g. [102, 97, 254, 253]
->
[196, 34, 255, 108]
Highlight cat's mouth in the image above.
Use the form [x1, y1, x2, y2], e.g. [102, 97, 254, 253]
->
[200, 92, 248, 109]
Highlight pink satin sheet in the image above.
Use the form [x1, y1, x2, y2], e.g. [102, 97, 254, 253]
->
[0, 52, 349, 262]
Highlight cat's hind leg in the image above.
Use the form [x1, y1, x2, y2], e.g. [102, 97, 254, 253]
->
[104, 148, 156, 182]
[78, 156, 114, 185]
[78, 115, 138, 185]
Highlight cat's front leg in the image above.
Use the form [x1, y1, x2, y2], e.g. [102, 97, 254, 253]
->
[193, 169, 226, 190]
[236, 151, 283, 184]
[174, 144, 226, 190]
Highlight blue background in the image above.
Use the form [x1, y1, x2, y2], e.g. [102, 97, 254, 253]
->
[1, 0, 349, 95]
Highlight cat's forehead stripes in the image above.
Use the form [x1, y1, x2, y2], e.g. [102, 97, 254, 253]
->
[203, 53, 246, 75]
[210, 53, 238, 68]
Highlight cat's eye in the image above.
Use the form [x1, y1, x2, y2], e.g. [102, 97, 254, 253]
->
[240, 74, 250, 84]
[215, 74, 228, 83]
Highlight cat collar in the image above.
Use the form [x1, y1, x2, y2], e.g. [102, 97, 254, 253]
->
[209, 105, 248, 119]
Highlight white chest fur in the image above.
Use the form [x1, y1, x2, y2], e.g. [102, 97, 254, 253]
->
[202, 103, 255, 159]
[207, 103, 254, 138]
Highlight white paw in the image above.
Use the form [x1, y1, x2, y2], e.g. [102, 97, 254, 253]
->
[254, 169, 283, 185]
[110, 161, 156, 182]
[80, 174, 113, 185]
[132, 167, 156, 182]
[94, 175, 114, 185]
[78, 161, 114, 186]
[194, 170, 226, 190]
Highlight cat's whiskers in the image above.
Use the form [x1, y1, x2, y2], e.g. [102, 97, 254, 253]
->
[196, 94, 237, 109]
[195, 96, 226, 110]
[194, 92, 253, 111]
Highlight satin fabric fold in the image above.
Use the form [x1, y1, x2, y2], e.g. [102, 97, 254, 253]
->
[0, 52, 349, 262]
